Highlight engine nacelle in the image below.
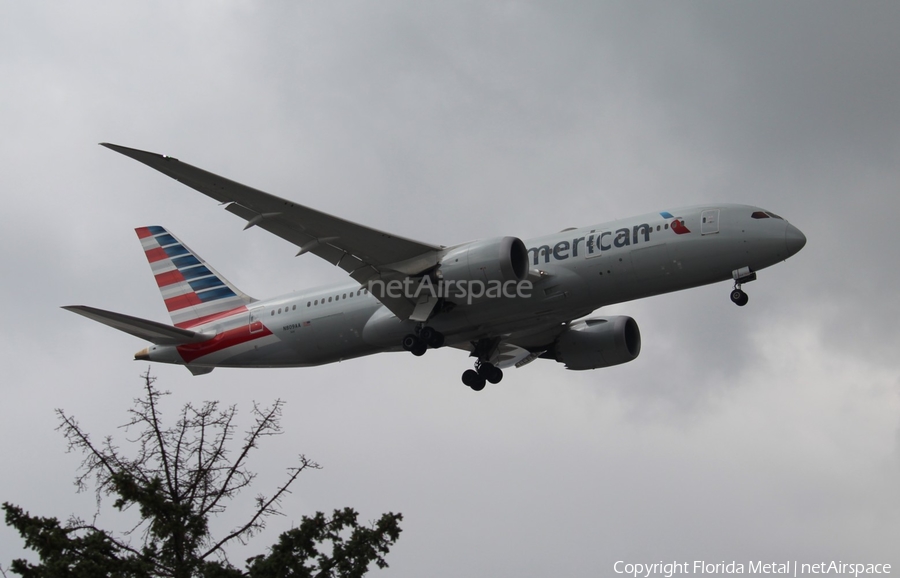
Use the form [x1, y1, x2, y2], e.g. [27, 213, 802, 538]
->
[438, 236, 529, 285]
[553, 316, 641, 370]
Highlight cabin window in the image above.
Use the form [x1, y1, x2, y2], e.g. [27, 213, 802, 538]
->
[307, 302, 311, 307]
[292, 305, 296, 311]
[328, 297, 332, 302]
[270, 310, 274, 316]
[664, 223, 669, 229]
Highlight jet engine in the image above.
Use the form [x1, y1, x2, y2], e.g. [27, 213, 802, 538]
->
[552, 316, 641, 370]
[438, 236, 529, 285]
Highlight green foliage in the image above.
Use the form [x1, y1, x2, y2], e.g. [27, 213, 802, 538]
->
[3, 372, 401, 578]
[245, 509, 403, 578]
[3, 502, 153, 578]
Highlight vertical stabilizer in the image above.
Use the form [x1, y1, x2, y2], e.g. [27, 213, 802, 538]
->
[135, 227, 255, 328]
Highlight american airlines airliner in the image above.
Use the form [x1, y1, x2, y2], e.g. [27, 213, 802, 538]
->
[65, 144, 806, 391]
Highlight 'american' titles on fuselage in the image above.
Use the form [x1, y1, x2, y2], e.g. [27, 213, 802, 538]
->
[528, 214, 688, 266]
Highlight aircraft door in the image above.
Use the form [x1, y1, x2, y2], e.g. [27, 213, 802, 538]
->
[701, 209, 720, 235]
[249, 306, 265, 333]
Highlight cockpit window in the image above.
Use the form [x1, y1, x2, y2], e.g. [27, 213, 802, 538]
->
[765, 211, 783, 220]
[751, 211, 769, 219]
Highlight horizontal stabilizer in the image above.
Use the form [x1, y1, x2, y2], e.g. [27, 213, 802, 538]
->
[63, 305, 214, 346]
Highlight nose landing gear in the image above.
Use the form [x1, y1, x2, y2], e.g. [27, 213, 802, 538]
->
[730, 287, 749, 307]
[730, 266, 756, 307]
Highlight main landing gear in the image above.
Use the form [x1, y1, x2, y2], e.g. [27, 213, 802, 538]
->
[461, 362, 503, 391]
[460, 338, 503, 392]
[401, 325, 445, 357]
[402, 329, 502, 392]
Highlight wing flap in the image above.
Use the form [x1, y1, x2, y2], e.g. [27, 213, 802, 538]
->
[63, 305, 213, 346]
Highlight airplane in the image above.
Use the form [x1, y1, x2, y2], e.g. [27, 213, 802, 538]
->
[64, 143, 807, 391]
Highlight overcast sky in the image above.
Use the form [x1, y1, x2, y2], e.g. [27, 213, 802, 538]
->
[2, 2, 899, 576]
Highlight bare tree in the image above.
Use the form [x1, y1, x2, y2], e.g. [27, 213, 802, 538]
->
[3, 371, 402, 578]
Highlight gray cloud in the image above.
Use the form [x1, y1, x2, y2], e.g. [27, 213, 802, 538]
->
[2, 2, 899, 576]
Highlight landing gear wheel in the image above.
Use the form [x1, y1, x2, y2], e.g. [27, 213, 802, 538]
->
[462, 369, 486, 391]
[401, 334, 419, 351]
[402, 334, 427, 356]
[478, 362, 503, 384]
[730, 289, 749, 307]
[420, 326, 445, 348]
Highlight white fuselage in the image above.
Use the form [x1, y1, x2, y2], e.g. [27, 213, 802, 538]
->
[141, 204, 804, 369]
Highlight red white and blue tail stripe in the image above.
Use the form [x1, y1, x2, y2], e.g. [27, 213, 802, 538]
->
[136, 227, 254, 329]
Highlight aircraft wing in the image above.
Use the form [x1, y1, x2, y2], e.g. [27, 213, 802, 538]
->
[102, 143, 443, 319]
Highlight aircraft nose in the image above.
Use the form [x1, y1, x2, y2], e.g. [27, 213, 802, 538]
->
[785, 223, 807, 257]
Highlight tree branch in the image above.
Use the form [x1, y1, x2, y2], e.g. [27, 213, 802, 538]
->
[197, 400, 283, 519]
[199, 454, 319, 560]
